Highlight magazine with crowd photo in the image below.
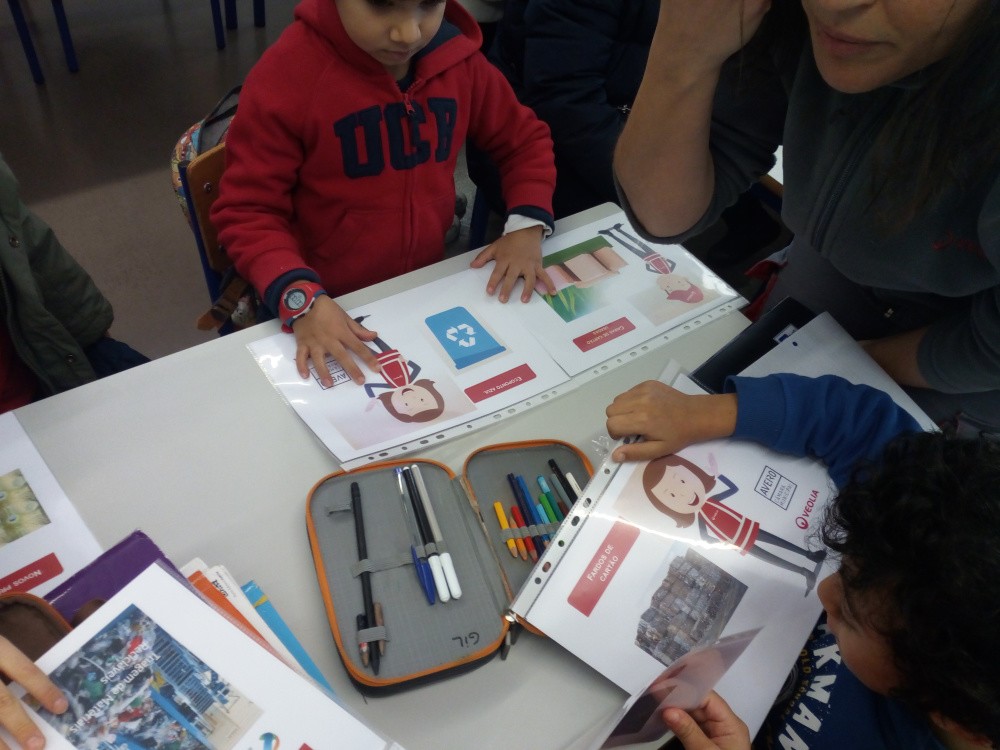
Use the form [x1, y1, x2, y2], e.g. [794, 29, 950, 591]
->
[6, 563, 402, 750]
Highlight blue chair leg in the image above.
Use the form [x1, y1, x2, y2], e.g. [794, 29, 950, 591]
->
[209, 0, 225, 49]
[6, 0, 45, 84]
[50, 0, 78, 72]
[252, 0, 264, 28]
[223, 0, 237, 30]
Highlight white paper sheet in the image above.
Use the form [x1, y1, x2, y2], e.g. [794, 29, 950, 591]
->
[0, 412, 101, 596]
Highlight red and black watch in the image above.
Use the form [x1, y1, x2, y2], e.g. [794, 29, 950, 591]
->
[279, 281, 327, 330]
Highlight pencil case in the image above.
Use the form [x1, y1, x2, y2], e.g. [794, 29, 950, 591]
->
[306, 439, 592, 692]
[0, 592, 73, 682]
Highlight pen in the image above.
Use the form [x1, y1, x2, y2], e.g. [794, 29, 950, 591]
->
[509, 505, 538, 562]
[411, 464, 462, 599]
[403, 466, 449, 603]
[351, 482, 379, 674]
[516, 474, 550, 543]
[507, 473, 545, 552]
[374, 601, 386, 656]
[549, 472, 572, 515]
[538, 492, 559, 524]
[493, 500, 519, 558]
[548, 458, 578, 502]
[395, 468, 436, 605]
[536, 476, 564, 521]
[565, 471, 584, 498]
[356, 613, 370, 667]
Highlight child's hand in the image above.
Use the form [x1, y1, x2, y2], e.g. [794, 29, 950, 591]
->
[470, 226, 555, 303]
[662, 692, 751, 750]
[0, 634, 69, 749]
[291, 296, 379, 386]
[606, 381, 737, 461]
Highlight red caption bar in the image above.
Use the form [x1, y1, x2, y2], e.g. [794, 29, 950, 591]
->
[573, 317, 636, 352]
[465, 363, 536, 403]
[567, 520, 640, 616]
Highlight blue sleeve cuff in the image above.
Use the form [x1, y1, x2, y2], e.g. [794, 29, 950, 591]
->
[263, 269, 322, 317]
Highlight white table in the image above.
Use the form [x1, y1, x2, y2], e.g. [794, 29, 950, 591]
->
[16, 204, 749, 750]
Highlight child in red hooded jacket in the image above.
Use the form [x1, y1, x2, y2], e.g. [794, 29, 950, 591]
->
[212, 0, 557, 386]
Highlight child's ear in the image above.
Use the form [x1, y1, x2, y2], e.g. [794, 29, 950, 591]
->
[928, 712, 993, 748]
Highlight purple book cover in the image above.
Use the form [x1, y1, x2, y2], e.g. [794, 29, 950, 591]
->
[43, 530, 188, 623]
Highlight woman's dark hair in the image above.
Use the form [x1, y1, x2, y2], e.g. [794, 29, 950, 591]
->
[821, 431, 1000, 745]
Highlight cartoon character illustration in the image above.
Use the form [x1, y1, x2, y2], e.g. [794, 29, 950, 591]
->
[656, 272, 704, 303]
[360, 329, 446, 424]
[599, 224, 706, 303]
[642, 454, 826, 594]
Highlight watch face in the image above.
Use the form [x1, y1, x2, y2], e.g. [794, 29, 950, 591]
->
[285, 288, 308, 311]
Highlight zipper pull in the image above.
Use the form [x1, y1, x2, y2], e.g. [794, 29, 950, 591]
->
[403, 93, 416, 117]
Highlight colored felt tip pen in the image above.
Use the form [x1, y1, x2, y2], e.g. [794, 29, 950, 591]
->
[411, 464, 462, 600]
[396, 468, 436, 605]
[493, 501, 518, 558]
[510, 505, 538, 562]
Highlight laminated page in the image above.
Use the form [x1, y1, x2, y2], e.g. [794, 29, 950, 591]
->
[0, 413, 102, 596]
[6, 563, 402, 750]
[249, 271, 570, 465]
[502, 210, 744, 376]
[510, 373, 834, 738]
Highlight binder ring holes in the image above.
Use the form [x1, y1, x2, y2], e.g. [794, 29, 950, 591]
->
[542, 562, 551, 572]
[571, 516, 581, 527]
[583, 497, 592, 508]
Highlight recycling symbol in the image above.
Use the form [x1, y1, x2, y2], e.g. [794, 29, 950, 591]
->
[446, 323, 476, 347]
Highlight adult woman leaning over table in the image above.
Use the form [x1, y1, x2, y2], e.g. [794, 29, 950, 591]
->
[614, 0, 1000, 435]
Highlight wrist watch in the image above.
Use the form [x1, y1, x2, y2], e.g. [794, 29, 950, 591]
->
[279, 281, 327, 329]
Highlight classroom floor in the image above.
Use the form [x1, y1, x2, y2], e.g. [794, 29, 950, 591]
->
[0, 0, 785, 363]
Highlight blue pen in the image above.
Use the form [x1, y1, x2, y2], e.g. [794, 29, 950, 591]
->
[396, 468, 436, 605]
[516, 474, 550, 543]
[507, 473, 546, 553]
[537, 476, 564, 521]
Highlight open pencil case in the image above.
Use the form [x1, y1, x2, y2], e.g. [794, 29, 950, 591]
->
[306, 439, 592, 692]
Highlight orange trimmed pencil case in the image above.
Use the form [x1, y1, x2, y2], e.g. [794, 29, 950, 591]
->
[305, 439, 592, 692]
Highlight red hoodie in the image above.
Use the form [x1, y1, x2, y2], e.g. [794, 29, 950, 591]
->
[211, 0, 556, 305]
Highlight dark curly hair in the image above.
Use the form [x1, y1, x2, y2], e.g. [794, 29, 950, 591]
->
[821, 431, 1000, 745]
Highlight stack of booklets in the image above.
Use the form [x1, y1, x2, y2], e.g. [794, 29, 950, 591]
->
[10, 562, 403, 749]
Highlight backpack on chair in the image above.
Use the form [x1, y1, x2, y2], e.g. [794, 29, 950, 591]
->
[171, 86, 259, 333]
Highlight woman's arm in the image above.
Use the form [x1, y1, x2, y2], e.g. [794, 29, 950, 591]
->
[613, 0, 771, 237]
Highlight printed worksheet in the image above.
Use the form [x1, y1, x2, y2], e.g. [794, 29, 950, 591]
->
[249, 272, 570, 463]
[506, 212, 742, 375]
[0, 413, 101, 596]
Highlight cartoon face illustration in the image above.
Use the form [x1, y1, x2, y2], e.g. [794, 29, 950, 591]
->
[649, 462, 709, 514]
[376, 378, 446, 423]
[656, 273, 704, 302]
[643, 456, 718, 527]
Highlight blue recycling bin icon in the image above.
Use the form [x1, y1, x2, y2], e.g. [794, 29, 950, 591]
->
[425, 306, 505, 369]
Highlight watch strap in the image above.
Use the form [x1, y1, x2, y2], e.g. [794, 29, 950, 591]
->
[279, 281, 327, 331]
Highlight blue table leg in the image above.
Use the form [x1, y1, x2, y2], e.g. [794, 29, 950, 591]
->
[209, 0, 225, 49]
[51, 0, 78, 72]
[6, 0, 45, 84]
[223, 0, 237, 30]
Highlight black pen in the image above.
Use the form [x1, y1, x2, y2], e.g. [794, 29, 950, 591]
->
[351, 482, 379, 675]
[548, 458, 578, 502]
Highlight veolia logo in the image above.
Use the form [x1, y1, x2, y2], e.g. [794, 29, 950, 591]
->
[259, 732, 279, 750]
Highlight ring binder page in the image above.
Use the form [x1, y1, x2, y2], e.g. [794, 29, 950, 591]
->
[247, 209, 744, 467]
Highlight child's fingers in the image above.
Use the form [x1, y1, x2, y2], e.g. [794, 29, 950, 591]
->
[662, 708, 716, 750]
[536, 266, 556, 297]
[0, 637, 68, 749]
[519, 269, 536, 303]
[344, 337, 380, 375]
[468, 244, 496, 269]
